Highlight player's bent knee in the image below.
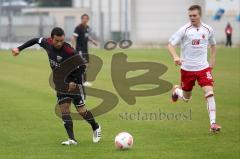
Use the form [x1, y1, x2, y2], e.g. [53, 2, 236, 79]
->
[77, 106, 87, 115]
[182, 91, 192, 102]
[59, 104, 71, 114]
[182, 95, 191, 102]
[205, 91, 214, 98]
[60, 108, 70, 114]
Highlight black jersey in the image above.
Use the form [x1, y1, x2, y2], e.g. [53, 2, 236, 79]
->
[17, 37, 86, 84]
[73, 24, 90, 53]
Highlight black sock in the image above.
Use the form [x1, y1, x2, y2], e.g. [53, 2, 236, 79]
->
[81, 110, 99, 131]
[62, 113, 76, 141]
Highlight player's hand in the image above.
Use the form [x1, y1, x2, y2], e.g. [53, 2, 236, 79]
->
[209, 62, 215, 69]
[174, 57, 183, 66]
[92, 41, 98, 46]
[12, 48, 20, 56]
[68, 82, 77, 92]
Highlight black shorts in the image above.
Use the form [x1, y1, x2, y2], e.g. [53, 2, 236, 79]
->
[57, 85, 86, 107]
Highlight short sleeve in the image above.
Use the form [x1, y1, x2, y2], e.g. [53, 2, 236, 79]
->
[169, 27, 184, 46]
[73, 27, 79, 37]
[208, 28, 216, 45]
[38, 37, 49, 49]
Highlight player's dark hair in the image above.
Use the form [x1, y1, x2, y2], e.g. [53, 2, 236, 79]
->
[81, 14, 89, 19]
[51, 27, 65, 38]
[188, 5, 202, 16]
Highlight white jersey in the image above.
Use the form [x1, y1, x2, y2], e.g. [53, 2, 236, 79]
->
[169, 22, 216, 71]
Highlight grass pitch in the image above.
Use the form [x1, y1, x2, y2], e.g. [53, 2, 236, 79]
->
[0, 47, 239, 159]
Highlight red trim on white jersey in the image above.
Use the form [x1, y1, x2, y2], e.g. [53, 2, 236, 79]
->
[184, 25, 192, 33]
[201, 24, 210, 34]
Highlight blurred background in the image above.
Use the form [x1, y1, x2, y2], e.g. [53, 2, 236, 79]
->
[0, 0, 239, 49]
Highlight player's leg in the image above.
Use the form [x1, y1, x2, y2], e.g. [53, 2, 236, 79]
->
[57, 94, 77, 145]
[202, 86, 221, 132]
[229, 34, 232, 47]
[198, 68, 221, 132]
[73, 94, 101, 143]
[76, 106, 101, 143]
[82, 52, 92, 87]
[77, 50, 90, 85]
[172, 69, 195, 102]
[182, 90, 192, 102]
[172, 85, 192, 102]
[226, 35, 229, 46]
[227, 35, 231, 47]
[76, 105, 99, 131]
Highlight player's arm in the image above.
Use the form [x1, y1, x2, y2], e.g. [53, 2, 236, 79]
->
[12, 38, 40, 56]
[87, 27, 98, 46]
[168, 44, 182, 66]
[209, 44, 217, 69]
[68, 82, 77, 92]
[71, 26, 79, 49]
[167, 27, 184, 66]
[66, 50, 86, 92]
[66, 66, 86, 92]
[208, 28, 217, 69]
[71, 35, 77, 49]
[88, 36, 98, 46]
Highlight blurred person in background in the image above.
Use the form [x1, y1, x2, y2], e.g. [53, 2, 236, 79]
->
[71, 14, 98, 87]
[225, 22, 233, 47]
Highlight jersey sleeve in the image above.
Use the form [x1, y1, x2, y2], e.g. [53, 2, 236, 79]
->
[169, 27, 184, 46]
[17, 38, 39, 51]
[37, 37, 49, 49]
[208, 28, 216, 45]
[73, 27, 79, 37]
[17, 37, 49, 51]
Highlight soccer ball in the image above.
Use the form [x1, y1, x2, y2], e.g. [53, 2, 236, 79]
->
[114, 132, 133, 149]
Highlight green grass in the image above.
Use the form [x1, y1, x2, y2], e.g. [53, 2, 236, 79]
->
[0, 47, 239, 159]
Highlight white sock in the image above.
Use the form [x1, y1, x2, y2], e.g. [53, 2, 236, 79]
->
[175, 88, 183, 99]
[206, 95, 216, 125]
[174, 87, 191, 102]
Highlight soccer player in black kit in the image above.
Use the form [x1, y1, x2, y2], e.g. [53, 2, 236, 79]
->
[72, 14, 97, 87]
[12, 27, 101, 145]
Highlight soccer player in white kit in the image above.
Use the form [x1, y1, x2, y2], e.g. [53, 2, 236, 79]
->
[168, 5, 221, 133]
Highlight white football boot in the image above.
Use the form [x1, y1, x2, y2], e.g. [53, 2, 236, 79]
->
[83, 81, 92, 87]
[61, 139, 77, 146]
[93, 125, 101, 143]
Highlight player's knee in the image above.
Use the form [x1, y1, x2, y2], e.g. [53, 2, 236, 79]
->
[60, 108, 71, 120]
[182, 95, 191, 102]
[182, 92, 192, 102]
[61, 110, 70, 116]
[77, 106, 87, 115]
[60, 106, 70, 114]
[205, 91, 214, 98]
